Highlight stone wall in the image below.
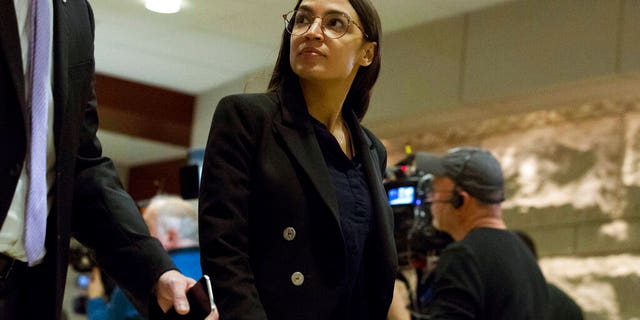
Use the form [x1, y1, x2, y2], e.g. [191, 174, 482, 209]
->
[384, 99, 640, 319]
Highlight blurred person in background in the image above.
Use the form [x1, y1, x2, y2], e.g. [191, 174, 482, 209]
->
[513, 229, 584, 320]
[415, 147, 548, 319]
[198, 0, 397, 319]
[87, 195, 206, 320]
[0, 1, 211, 318]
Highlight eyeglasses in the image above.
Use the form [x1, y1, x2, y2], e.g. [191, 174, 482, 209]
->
[426, 190, 455, 203]
[282, 10, 369, 40]
[426, 199, 455, 205]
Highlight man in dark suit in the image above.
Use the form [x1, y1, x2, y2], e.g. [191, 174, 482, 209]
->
[0, 1, 217, 319]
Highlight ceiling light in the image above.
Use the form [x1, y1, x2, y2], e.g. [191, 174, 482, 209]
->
[145, 0, 181, 14]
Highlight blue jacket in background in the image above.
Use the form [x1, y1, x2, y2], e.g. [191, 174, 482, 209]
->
[87, 247, 201, 320]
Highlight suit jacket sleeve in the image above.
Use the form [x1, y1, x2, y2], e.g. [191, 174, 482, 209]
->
[199, 94, 269, 320]
[67, 2, 175, 314]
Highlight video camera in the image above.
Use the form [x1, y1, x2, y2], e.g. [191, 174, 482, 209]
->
[384, 159, 452, 268]
[69, 239, 97, 273]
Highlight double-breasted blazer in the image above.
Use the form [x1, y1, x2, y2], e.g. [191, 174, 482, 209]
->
[199, 86, 398, 320]
[0, 1, 174, 318]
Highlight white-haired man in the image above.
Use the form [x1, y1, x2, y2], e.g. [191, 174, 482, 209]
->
[88, 195, 204, 319]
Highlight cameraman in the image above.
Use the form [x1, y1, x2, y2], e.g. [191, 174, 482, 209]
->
[415, 147, 548, 319]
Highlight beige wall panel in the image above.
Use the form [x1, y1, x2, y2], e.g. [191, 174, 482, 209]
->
[623, 187, 640, 218]
[622, 112, 640, 187]
[488, 116, 626, 218]
[504, 206, 600, 229]
[621, 0, 640, 72]
[540, 254, 640, 319]
[527, 227, 577, 256]
[367, 17, 465, 125]
[463, 0, 620, 102]
[575, 219, 640, 254]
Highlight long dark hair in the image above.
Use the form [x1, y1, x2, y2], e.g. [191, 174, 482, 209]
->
[267, 0, 382, 121]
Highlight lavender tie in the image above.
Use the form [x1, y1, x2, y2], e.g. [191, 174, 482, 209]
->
[25, 0, 51, 266]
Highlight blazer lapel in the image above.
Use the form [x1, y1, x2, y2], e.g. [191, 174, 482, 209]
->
[272, 86, 341, 225]
[0, 0, 27, 121]
[273, 123, 342, 225]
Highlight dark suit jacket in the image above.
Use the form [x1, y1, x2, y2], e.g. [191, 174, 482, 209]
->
[199, 86, 398, 320]
[0, 1, 174, 318]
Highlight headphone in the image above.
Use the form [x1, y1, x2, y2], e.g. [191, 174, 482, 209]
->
[449, 149, 478, 209]
[450, 188, 464, 209]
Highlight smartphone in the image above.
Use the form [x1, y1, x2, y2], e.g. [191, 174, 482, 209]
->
[188, 275, 215, 315]
[203, 275, 215, 310]
[150, 274, 216, 319]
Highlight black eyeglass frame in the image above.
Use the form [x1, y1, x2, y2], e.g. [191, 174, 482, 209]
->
[282, 9, 369, 40]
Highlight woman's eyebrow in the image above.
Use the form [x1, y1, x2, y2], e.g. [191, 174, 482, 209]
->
[298, 5, 349, 17]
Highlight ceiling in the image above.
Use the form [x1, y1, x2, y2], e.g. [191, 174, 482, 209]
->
[90, 0, 515, 167]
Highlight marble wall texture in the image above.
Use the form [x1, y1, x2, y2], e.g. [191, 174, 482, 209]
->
[385, 100, 640, 320]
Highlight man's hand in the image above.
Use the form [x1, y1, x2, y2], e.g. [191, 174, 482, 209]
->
[87, 267, 105, 299]
[155, 270, 220, 319]
[155, 270, 196, 314]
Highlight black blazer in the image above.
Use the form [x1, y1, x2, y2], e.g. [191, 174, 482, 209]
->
[0, 1, 174, 318]
[199, 87, 398, 320]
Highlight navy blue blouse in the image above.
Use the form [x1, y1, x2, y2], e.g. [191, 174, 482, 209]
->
[312, 117, 372, 319]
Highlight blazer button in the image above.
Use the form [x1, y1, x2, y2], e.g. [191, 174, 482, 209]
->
[283, 227, 296, 241]
[291, 272, 304, 286]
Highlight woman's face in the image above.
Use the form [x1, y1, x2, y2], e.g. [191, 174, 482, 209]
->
[289, 0, 375, 83]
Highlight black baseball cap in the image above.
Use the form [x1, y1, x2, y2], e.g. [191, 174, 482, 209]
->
[415, 147, 505, 204]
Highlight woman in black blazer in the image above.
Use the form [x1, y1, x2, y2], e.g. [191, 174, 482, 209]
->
[199, 0, 397, 319]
